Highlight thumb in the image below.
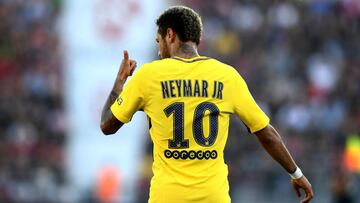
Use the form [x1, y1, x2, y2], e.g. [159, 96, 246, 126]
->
[123, 50, 129, 61]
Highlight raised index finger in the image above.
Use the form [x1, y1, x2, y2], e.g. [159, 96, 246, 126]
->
[123, 50, 129, 61]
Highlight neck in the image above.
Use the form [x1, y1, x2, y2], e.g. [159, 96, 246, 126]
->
[172, 41, 199, 59]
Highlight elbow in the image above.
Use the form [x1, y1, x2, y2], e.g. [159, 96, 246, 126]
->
[100, 122, 116, 135]
[100, 111, 123, 135]
[101, 130, 115, 136]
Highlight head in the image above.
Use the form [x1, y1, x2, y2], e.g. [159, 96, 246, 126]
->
[156, 6, 203, 59]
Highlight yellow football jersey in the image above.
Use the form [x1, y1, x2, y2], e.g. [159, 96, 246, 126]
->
[111, 56, 270, 203]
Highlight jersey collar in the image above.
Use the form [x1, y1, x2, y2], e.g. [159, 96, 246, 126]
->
[171, 56, 210, 63]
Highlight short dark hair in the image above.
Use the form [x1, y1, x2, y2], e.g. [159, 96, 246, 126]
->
[156, 6, 202, 45]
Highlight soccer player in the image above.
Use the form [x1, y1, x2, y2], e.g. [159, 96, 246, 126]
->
[100, 6, 313, 203]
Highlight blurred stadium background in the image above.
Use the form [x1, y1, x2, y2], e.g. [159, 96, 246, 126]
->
[0, 0, 359, 202]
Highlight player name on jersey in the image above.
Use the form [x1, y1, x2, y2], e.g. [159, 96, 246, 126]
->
[161, 80, 223, 99]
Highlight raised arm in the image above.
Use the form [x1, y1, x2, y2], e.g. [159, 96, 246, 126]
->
[100, 50, 137, 135]
[254, 124, 314, 203]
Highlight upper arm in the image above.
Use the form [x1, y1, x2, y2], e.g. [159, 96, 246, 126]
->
[254, 124, 286, 146]
[254, 124, 275, 140]
[231, 71, 270, 133]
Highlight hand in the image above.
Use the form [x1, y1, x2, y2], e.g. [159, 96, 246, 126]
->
[291, 176, 314, 203]
[113, 50, 137, 92]
[118, 50, 137, 82]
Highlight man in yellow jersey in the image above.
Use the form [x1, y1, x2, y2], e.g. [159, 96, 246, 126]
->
[100, 6, 314, 203]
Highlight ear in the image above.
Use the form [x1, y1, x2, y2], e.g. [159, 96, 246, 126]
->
[166, 28, 176, 43]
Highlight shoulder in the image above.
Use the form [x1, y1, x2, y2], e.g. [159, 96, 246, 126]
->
[206, 58, 248, 90]
[208, 58, 236, 71]
[207, 58, 241, 76]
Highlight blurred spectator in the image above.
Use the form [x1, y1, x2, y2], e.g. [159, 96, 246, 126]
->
[0, 0, 69, 202]
[331, 172, 355, 203]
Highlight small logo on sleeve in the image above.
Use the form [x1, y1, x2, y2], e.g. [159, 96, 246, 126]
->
[116, 97, 123, 105]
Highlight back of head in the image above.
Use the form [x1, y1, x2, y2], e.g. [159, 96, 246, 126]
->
[156, 6, 203, 45]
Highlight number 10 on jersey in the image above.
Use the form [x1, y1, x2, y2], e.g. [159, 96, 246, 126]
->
[164, 102, 219, 149]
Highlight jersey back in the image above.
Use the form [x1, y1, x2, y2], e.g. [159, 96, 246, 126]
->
[111, 56, 269, 203]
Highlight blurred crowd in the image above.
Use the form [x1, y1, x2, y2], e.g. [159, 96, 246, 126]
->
[0, 0, 69, 202]
[0, 0, 359, 203]
[138, 0, 360, 202]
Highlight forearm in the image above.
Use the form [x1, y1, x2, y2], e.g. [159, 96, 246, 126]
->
[100, 79, 125, 134]
[254, 125, 297, 173]
[101, 89, 119, 121]
[102, 78, 125, 113]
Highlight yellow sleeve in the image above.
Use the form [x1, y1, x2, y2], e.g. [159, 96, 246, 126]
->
[110, 66, 147, 123]
[232, 71, 269, 133]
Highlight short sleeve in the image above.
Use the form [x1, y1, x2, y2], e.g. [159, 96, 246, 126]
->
[110, 66, 147, 123]
[232, 71, 269, 133]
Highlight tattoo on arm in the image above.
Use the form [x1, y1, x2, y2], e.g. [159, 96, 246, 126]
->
[100, 89, 124, 135]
